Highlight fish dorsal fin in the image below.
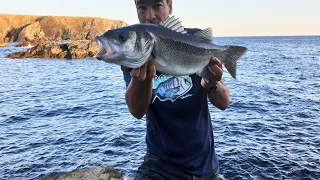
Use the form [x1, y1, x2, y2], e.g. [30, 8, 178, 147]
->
[194, 28, 213, 43]
[159, 15, 187, 34]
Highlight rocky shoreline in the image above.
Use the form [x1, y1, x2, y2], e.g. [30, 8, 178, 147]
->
[0, 14, 128, 59]
[8, 167, 124, 180]
[0, 42, 8, 47]
[6, 40, 98, 59]
[42, 167, 123, 180]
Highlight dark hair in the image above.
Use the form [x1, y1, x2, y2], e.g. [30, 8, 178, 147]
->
[134, 0, 170, 4]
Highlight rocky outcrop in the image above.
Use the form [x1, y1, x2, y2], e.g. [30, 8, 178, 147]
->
[0, 42, 7, 47]
[15, 39, 45, 47]
[17, 21, 45, 42]
[41, 167, 123, 180]
[0, 14, 127, 58]
[6, 40, 98, 59]
[0, 14, 127, 44]
[8, 167, 123, 180]
[0, 14, 39, 43]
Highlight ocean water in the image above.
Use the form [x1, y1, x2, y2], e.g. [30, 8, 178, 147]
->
[0, 36, 319, 180]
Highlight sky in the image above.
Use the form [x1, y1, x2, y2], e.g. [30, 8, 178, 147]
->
[0, 0, 319, 37]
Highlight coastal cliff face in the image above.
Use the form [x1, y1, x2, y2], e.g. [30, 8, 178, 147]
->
[0, 14, 127, 43]
[0, 14, 128, 58]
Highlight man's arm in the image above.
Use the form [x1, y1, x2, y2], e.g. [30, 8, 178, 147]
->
[122, 58, 156, 119]
[201, 57, 231, 110]
[207, 81, 230, 110]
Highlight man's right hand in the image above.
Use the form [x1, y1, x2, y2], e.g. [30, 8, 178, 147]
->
[121, 56, 156, 119]
[121, 56, 156, 81]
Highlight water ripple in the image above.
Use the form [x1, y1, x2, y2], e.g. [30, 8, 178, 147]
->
[1, 37, 320, 179]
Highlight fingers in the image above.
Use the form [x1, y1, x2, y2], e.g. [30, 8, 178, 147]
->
[139, 63, 148, 80]
[123, 55, 157, 81]
[121, 66, 132, 72]
[210, 57, 223, 69]
[121, 65, 142, 79]
[200, 77, 217, 89]
[208, 57, 223, 81]
[134, 61, 156, 80]
[130, 67, 139, 78]
[147, 61, 156, 78]
[208, 66, 222, 81]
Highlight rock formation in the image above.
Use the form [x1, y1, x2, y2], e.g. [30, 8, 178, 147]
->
[8, 167, 124, 180]
[0, 14, 128, 58]
[6, 40, 98, 59]
[0, 14, 127, 43]
[0, 42, 7, 47]
[41, 167, 123, 180]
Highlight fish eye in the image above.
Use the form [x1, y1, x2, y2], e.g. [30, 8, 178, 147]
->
[119, 34, 126, 42]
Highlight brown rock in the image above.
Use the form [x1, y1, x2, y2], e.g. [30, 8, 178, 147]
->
[0, 14, 127, 44]
[15, 41, 30, 47]
[41, 167, 123, 180]
[0, 42, 7, 47]
[68, 40, 98, 59]
[15, 39, 45, 47]
[6, 40, 98, 59]
[0, 14, 39, 42]
[17, 21, 45, 42]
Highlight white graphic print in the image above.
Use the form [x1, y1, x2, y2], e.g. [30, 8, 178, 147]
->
[152, 75, 193, 103]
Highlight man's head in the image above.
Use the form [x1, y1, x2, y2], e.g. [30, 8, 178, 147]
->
[134, 0, 172, 24]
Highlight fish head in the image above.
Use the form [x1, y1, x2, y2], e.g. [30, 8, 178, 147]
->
[95, 26, 155, 68]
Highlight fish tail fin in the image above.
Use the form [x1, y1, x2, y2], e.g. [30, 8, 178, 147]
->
[219, 46, 247, 78]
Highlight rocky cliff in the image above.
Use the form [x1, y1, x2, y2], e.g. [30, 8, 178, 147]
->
[0, 14, 128, 59]
[0, 14, 127, 44]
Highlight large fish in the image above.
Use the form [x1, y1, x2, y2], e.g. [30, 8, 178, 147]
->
[94, 15, 248, 82]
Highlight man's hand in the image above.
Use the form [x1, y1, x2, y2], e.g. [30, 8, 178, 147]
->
[200, 57, 230, 110]
[121, 56, 156, 119]
[200, 57, 223, 89]
[121, 57, 156, 81]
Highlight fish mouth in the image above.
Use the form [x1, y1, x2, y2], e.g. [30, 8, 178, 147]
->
[95, 36, 107, 60]
[94, 36, 121, 61]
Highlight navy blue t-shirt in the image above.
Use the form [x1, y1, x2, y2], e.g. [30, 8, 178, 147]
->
[123, 28, 219, 175]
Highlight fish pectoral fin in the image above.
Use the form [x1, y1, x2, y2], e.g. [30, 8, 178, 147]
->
[194, 28, 213, 43]
[155, 56, 168, 67]
[159, 15, 187, 34]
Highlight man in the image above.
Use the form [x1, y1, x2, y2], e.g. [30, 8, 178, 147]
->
[122, 0, 230, 179]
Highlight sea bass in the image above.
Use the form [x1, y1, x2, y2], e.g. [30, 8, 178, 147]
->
[94, 15, 248, 82]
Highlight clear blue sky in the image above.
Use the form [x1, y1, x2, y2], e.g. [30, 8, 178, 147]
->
[0, 0, 319, 37]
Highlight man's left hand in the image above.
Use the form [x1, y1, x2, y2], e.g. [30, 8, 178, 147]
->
[201, 57, 223, 89]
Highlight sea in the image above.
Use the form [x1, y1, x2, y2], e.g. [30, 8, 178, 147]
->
[0, 36, 319, 180]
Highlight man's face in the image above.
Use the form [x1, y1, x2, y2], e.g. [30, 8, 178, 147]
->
[135, 0, 172, 24]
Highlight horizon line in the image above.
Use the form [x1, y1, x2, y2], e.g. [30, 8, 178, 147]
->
[1, 13, 319, 37]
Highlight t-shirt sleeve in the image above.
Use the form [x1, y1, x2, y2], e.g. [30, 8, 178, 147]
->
[123, 71, 132, 88]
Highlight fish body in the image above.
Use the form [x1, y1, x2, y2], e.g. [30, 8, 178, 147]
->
[95, 15, 248, 81]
